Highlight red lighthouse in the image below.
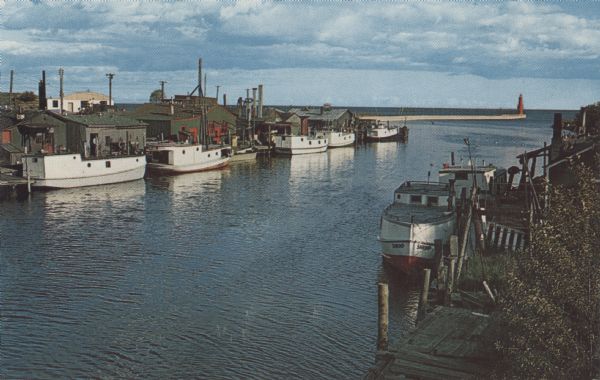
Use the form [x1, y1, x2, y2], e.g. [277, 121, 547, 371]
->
[517, 94, 524, 115]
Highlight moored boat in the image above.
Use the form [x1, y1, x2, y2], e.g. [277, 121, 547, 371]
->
[22, 153, 146, 189]
[366, 122, 399, 142]
[230, 145, 257, 162]
[146, 143, 231, 173]
[274, 134, 328, 155]
[379, 181, 456, 273]
[325, 130, 355, 148]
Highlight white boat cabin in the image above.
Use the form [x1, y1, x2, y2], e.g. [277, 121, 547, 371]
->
[393, 181, 452, 208]
[438, 164, 507, 196]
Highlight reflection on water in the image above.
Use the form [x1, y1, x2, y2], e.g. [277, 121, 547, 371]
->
[0, 113, 557, 379]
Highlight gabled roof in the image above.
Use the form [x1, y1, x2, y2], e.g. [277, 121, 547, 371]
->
[288, 107, 352, 122]
[130, 103, 199, 121]
[61, 113, 148, 127]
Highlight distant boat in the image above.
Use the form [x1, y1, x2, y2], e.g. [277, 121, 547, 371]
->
[22, 153, 146, 188]
[325, 130, 355, 148]
[230, 145, 257, 162]
[366, 122, 399, 141]
[273, 134, 328, 155]
[146, 142, 231, 173]
[379, 181, 456, 273]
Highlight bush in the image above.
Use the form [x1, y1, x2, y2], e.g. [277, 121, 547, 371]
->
[495, 162, 600, 379]
[17, 91, 36, 102]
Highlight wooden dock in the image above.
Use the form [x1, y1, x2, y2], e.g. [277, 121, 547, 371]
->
[365, 306, 495, 380]
[0, 170, 30, 199]
[359, 114, 526, 122]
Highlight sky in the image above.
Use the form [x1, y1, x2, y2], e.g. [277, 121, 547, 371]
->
[1, 0, 599, 109]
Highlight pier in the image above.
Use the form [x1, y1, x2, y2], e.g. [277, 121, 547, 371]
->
[0, 169, 31, 199]
[358, 114, 526, 122]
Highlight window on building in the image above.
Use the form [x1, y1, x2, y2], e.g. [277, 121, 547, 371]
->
[427, 196, 439, 206]
[52, 100, 59, 108]
[455, 172, 468, 180]
[396, 194, 401, 200]
[105, 161, 111, 168]
[410, 195, 422, 204]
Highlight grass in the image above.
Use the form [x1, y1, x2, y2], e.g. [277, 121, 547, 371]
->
[459, 250, 515, 293]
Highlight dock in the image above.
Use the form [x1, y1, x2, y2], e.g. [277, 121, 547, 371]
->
[366, 306, 495, 380]
[0, 169, 31, 199]
[358, 114, 526, 122]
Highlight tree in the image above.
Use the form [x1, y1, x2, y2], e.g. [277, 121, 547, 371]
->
[149, 89, 163, 103]
[495, 161, 600, 378]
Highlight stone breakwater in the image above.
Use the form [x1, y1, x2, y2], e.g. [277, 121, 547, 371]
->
[358, 114, 526, 122]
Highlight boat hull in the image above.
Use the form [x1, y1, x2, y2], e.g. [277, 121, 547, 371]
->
[23, 154, 146, 189]
[379, 214, 455, 273]
[366, 127, 399, 142]
[147, 157, 229, 173]
[274, 146, 327, 155]
[274, 135, 328, 155]
[327, 132, 355, 148]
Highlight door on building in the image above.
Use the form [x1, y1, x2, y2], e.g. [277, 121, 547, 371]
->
[90, 133, 99, 157]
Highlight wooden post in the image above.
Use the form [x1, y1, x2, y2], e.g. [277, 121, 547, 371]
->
[377, 283, 389, 351]
[419, 269, 431, 319]
[446, 258, 455, 300]
[26, 170, 31, 193]
[456, 188, 475, 284]
[434, 239, 445, 302]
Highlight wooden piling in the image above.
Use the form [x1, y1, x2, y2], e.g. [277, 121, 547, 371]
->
[419, 269, 431, 319]
[446, 259, 455, 302]
[377, 282, 389, 351]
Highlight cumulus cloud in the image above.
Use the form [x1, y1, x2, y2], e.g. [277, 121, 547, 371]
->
[1, 1, 599, 106]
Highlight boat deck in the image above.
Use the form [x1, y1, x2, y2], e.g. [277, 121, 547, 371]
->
[383, 203, 454, 224]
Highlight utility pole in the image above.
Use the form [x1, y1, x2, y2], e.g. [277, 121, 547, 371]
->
[106, 73, 115, 107]
[9, 70, 14, 107]
[159, 80, 167, 102]
[59, 68, 64, 114]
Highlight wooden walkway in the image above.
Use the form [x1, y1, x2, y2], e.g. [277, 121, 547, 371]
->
[365, 307, 495, 379]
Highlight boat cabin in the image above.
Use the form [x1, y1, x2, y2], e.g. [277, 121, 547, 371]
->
[438, 164, 507, 196]
[393, 181, 452, 208]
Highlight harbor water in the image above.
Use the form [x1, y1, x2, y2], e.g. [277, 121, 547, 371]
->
[0, 110, 572, 378]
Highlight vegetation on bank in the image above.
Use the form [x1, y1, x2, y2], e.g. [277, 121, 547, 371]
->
[466, 162, 600, 379]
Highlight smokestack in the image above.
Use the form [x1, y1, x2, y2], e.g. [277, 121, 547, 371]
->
[198, 58, 203, 97]
[258, 84, 263, 118]
[552, 113, 562, 141]
[252, 87, 257, 118]
[215, 85, 220, 103]
[223, 93, 227, 107]
[237, 97, 243, 119]
[59, 68, 64, 114]
[105, 72, 114, 108]
[38, 70, 47, 110]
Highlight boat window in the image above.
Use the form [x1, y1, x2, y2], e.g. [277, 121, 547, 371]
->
[410, 195, 422, 204]
[318, 140, 321, 144]
[73, 156, 77, 160]
[182, 150, 186, 154]
[455, 172, 468, 180]
[282, 136, 286, 141]
[427, 196, 439, 206]
[396, 194, 401, 200]
[309, 141, 312, 145]
[216, 151, 219, 156]
[32, 158, 38, 163]
[105, 161, 111, 168]
[196, 147, 199, 151]
[301, 138, 304, 142]
[87, 163, 91, 167]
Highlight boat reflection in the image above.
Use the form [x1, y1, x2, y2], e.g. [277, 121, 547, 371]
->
[147, 168, 228, 197]
[327, 146, 355, 174]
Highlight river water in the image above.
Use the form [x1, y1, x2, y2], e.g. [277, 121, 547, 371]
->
[0, 110, 571, 379]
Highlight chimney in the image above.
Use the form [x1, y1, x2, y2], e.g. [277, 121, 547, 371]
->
[223, 93, 227, 107]
[170, 100, 174, 115]
[237, 97, 243, 119]
[252, 87, 257, 118]
[258, 84, 263, 118]
[9, 69, 14, 106]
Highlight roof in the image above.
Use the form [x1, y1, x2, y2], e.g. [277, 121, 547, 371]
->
[439, 165, 501, 174]
[57, 92, 110, 101]
[288, 107, 352, 122]
[130, 103, 199, 121]
[0, 143, 23, 154]
[61, 113, 148, 127]
[394, 181, 451, 196]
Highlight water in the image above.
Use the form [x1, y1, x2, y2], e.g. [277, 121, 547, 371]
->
[0, 110, 573, 379]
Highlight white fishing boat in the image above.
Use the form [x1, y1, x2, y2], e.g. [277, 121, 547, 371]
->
[146, 143, 231, 173]
[325, 130, 355, 148]
[379, 181, 456, 273]
[366, 122, 399, 142]
[230, 145, 257, 162]
[273, 135, 328, 155]
[22, 153, 146, 189]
